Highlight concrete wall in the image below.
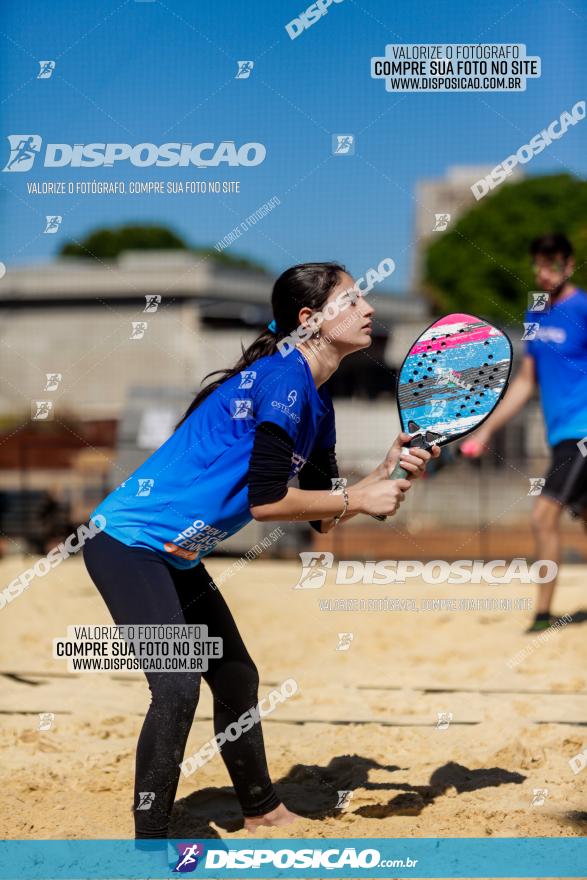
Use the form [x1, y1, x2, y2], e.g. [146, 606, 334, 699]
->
[0, 304, 261, 420]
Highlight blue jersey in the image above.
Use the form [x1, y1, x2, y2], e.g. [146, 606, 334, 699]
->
[89, 351, 335, 569]
[524, 288, 587, 446]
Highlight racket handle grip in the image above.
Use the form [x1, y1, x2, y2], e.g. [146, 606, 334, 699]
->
[389, 462, 410, 480]
[370, 461, 411, 521]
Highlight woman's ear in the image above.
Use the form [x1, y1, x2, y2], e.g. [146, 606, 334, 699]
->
[297, 306, 312, 329]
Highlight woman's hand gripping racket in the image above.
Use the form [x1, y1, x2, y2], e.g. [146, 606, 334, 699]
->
[373, 313, 512, 521]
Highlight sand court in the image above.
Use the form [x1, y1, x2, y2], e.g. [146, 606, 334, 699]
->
[0, 555, 585, 845]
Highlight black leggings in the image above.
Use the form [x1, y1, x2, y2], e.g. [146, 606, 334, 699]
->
[82, 529, 281, 838]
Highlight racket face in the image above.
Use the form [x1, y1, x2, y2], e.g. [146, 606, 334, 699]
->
[396, 313, 512, 447]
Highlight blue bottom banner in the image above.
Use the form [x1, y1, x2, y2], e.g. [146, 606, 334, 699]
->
[0, 838, 585, 879]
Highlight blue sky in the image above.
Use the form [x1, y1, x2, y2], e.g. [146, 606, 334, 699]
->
[1, 0, 585, 292]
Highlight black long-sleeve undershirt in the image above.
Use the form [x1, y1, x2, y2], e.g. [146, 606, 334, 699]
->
[247, 421, 340, 532]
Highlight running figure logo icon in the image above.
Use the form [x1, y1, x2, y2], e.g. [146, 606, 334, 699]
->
[528, 477, 545, 496]
[530, 788, 549, 807]
[231, 399, 253, 419]
[238, 370, 256, 389]
[3, 135, 42, 172]
[37, 60, 56, 79]
[136, 791, 155, 811]
[173, 843, 205, 872]
[31, 400, 53, 421]
[332, 134, 355, 155]
[130, 321, 148, 340]
[336, 790, 354, 810]
[137, 478, 155, 497]
[433, 213, 451, 231]
[522, 322, 539, 341]
[44, 215, 62, 234]
[436, 711, 453, 730]
[38, 712, 54, 731]
[293, 552, 334, 589]
[331, 477, 347, 494]
[44, 373, 62, 391]
[235, 60, 254, 79]
[144, 294, 161, 313]
[528, 291, 551, 313]
[336, 632, 354, 651]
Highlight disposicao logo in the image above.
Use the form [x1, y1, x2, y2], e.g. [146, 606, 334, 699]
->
[3, 135, 266, 171]
[173, 843, 205, 872]
[3, 135, 42, 171]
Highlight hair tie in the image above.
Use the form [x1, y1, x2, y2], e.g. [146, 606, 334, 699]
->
[267, 319, 278, 334]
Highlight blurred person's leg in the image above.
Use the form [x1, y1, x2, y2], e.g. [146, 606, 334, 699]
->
[531, 495, 562, 619]
[529, 439, 587, 629]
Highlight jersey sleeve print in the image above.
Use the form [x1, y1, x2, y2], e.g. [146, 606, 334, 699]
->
[251, 357, 309, 443]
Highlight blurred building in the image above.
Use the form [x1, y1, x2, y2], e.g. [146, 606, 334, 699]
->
[411, 164, 524, 290]
[0, 252, 430, 552]
[0, 250, 427, 421]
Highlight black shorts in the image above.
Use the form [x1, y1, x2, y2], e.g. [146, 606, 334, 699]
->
[542, 439, 587, 517]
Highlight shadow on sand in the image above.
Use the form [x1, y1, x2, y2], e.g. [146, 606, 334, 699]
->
[170, 755, 526, 837]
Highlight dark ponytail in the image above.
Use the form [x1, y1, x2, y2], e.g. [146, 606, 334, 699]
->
[174, 261, 346, 430]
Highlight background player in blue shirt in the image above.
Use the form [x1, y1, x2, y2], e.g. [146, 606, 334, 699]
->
[463, 234, 587, 632]
[83, 262, 440, 838]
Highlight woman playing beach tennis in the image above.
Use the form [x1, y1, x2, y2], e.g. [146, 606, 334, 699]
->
[83, 262, 440, 838]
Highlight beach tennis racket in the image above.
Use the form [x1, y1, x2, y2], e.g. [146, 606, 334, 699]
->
[373, 313, 512, 522]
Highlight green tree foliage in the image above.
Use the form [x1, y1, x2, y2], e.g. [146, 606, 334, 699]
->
[424, 174, 587, 321]
[59, 223, 268, 272]
[60, 223, 185, 258]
